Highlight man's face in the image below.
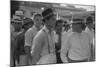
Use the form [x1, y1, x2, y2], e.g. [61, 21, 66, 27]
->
[72, 22, 82, 33]
[65, 24, 70, 31]
[14, 22, 22, 31]
[47, 15, 56, 29]
[88, 23, 94, 29]
[34, 16, 42, 27]
[56, 22, 63, 32]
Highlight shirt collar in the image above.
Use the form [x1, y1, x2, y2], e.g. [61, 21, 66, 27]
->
[32, 25, 37, 30]
[43, 26, 49, 33]
[32, 25, 43, 31]
[85, 27, 94, 32]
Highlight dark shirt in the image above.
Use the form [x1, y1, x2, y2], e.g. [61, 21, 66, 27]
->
[15, 30, 27, 55]
[55, 32, 61, 52]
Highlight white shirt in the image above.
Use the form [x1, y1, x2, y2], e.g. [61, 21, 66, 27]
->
[54, 30, 70, 42]
[85, 27, 95, 46]
[31, 26, 55, 56]
[31, 26, 56, 64]
[25, 25, 40, 47]
[43, 26, 55, 53]
[61, 31, 91, 62]
[54, 29, 72, 52]
[62, 29, 72, 43]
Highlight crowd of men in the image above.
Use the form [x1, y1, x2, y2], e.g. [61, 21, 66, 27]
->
[10, 8, 95, 67]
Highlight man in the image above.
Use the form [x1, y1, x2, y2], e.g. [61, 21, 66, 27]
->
[85, 16, 95, 61]
[13, 10, 33, 66]
[54, 19, 63, 63]
[85, 16, 94, 44]
[62, 22, 72, 38]
[14, 19, 33, 66]
[10, 10, 24, 67]
[24, 14, 43, 65]
[60, 18, 91, 63]
[31, 8, 57, 64]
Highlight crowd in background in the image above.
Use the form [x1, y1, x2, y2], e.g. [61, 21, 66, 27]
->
[10, 8, 95, 67]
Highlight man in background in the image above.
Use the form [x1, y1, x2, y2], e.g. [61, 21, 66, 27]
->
[54, 19, 63, 63]
[85, 16, 95, 61]
[31, 8, 57, 64]
[60, 18, 91, 63]
[11, 10, 33, 66]
[24, 13, 43, 65]
[10, 10, 23, 67]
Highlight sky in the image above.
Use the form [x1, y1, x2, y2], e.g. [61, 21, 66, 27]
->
[75, 5, 95, 11]
[59, 3, 95, 11]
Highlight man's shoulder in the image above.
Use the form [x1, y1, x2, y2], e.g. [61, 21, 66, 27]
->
[82, 31, 90, 38]
[67, 32, 74, 37]
[34, 29, 47, 40]
[67, 32, 77, 39]
[16, 31, 25, 40]
[26, 26, 36, 34]
[82, 31, 90, 35]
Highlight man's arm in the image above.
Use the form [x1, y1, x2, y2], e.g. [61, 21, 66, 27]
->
[60, 35, 71, 63]
[25, 30, 33, 47]
[24, 30, 32, 54]
[85, 32, 92, 61]
[88, 33, 93, 61]
[31, 35, 44, 64]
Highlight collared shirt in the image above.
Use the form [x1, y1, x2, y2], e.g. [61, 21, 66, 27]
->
[61, 31, 91, 62]
[62, 29, 72, 44]
[55, 28, 72, 42]
[42, 26, 55, 53]
[25, 25, 42, 47]
[54, 29, 72, 52]
[54, 31, 61, 43]
[85, 27, 95, 45]
[31, 26, 55, 53]
[31, 26, 56, 64]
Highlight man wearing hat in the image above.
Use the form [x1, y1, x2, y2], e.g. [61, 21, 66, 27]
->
[31, 8, 57, 64]
[10, 10, 24, 66]
[11, 10, 23, 32]
[60, 18, 91, 63]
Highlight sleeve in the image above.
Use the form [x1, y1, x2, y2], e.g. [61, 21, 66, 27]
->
[86, 32, 92, 61]
[31, 35, 44, 64]
[25, 30, 34, 47]
[89, 32, 95, 61]
[89, 31, 94, 44]
[60, 34, 71, 63]
[15, 34, 20, 49]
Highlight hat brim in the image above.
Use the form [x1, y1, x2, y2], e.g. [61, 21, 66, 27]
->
[71, 21, 83, 24]
[43, 13, 56, 19]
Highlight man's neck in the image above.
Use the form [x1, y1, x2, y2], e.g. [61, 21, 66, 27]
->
[74, 31, 82, 35]
[73, 30, 82, 33]
[56, 31, 61, 35]
[35, 25, 41, 31]
[46, 26, 53, 33]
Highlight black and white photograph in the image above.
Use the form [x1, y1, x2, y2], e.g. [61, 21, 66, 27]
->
[10, 0, 95, 67]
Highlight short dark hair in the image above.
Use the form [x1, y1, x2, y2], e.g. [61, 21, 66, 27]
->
[81, 23, 86, 30]
[86, 16, 93, 24]
[56, 19, 63, 26]
[42, 14, 54, 24]
[34, 14, 42, 19]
